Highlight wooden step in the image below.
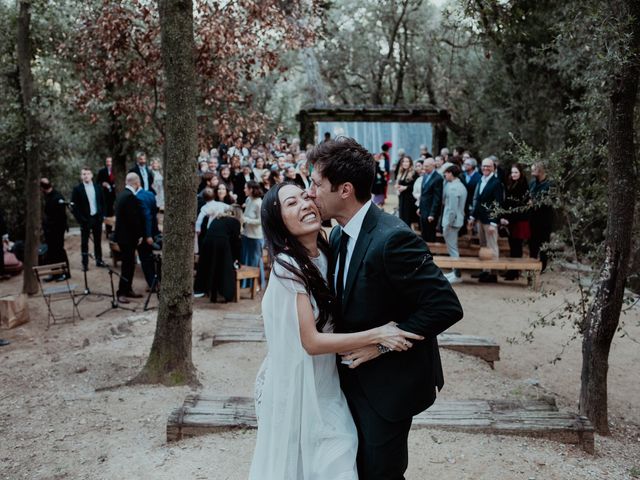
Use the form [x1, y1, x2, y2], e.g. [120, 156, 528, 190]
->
[166, 395, 594, 453]
[215, 314, 500, 367]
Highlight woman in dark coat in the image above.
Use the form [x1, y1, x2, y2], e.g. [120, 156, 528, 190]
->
[500, 163, 531, 280]
[395, 156, 417, 226]
[194, 209, 242, 302]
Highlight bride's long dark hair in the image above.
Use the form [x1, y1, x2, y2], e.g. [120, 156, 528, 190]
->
[261, 182, 336, 332]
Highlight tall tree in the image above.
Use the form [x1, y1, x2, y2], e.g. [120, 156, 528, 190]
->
[65, 0, 315, 152]
[579, 0, 640, 434]
[132, 0, 198, 386]
[16, 0, 41, 295]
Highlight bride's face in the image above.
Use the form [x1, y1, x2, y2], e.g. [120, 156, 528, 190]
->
[278, 184, 321, 238]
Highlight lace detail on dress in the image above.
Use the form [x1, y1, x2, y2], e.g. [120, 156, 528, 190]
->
[254, 358, 267, 420]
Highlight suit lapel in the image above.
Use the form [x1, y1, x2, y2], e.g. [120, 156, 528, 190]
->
[342, 204, 379, 310]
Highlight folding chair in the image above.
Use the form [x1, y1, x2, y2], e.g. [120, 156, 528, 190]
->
[33, 263, 82, 327]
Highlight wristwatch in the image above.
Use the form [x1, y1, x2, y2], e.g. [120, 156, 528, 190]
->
[376, 344, 391, 354]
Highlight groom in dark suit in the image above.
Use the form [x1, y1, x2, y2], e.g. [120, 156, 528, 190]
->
[307, 137, 463, 480]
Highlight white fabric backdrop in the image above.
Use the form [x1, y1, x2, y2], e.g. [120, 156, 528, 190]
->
[316, 121, 434, 163]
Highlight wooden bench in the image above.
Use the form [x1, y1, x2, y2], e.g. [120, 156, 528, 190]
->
[214, 314, 500, 367]
[166, 394, 594, 453]
[433, 255, 543, 290]
[427, 242, 526, 257]
[235, 266, 260, 303]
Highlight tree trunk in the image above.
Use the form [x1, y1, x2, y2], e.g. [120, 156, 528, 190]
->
[107, 106, 129, 193]
[579, 0, 640, 434]
[132, 0, 198, 386]
[17, 0, 41, 295]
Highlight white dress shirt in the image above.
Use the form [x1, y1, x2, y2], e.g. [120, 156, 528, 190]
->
[139, 165, 149, 190]
[83, 182, 97, 216]
[478, 174, 491, 194]
[334, 200, 372, 292]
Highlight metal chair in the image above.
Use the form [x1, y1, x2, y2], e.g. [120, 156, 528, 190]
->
[33, 263, 82, 327]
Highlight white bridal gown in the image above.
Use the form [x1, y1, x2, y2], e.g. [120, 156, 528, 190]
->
[249, 252, 358, 480]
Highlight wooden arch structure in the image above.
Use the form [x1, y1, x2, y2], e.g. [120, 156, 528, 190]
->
[296, 105, 450, 154]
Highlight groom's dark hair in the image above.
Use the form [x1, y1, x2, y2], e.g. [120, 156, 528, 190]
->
[307, 137, 375, 203]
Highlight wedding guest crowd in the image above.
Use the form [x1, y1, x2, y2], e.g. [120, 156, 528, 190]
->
[386, 143, 554, 283]
[27, 134, 553, 298]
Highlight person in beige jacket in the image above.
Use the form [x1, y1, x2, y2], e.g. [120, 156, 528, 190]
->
[441, 165, 467, 283]
[241, 181, 265, 289]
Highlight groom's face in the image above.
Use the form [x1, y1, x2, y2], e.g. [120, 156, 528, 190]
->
[308, 167, 341, 221]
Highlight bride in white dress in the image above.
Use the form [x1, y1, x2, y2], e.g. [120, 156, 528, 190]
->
[249, 183, 422, 480]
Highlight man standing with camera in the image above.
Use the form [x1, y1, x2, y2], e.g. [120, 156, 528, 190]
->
[71, 167, 107, 271]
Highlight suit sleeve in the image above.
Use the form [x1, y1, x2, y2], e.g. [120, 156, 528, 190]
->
[96, 185, 105, 219]
[70, 187, 84, 224]
[430, 176, 443, 218]
[382, 229, 463, 338]
[489, 182, 504, 224]
[138, 196, 153, 238]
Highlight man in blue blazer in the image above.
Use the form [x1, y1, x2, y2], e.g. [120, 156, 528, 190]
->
[135, 187, 159, 290]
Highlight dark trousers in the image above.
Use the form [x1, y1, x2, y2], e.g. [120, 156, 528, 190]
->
[419, 216, 437, 243]
[117, 243, 136, 296]
[508, 237, 523, 258]
[529, 220, 551, 272]
[507, 237, 524, 277]
[80, 216, 103, 266]
[343, 379, 412, 480]
[44, 227, 69, 270]
[137, 242, 155, 288]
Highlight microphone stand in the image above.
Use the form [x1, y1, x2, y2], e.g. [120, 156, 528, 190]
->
[96, 267, 136, 317]
[143, 252, 162, 311]
[75, 226, 112, 304]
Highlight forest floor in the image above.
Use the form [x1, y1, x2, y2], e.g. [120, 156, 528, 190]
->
[1, 230, 639, 480]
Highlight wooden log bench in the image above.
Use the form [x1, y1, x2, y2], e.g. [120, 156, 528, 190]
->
[166, 394, 594, 453]
[214, 314, 500, 367]
[433, 255, 543, 290]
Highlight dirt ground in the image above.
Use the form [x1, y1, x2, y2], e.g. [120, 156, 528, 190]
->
[1, 230, 639, 480]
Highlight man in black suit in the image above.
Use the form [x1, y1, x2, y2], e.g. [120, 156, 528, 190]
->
[468, 157, 504, 282]
[114, 173, 144, 303]
[418, 157, 443, 242]
[96, 156, 116, 233]
[40, 178, 70, 280]
[307, 137, 463, 480]
[71, 167, 106, 270]
[129, 152, 155, 193]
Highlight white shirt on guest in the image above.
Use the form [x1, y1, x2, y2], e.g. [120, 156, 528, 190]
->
[334, 200, 372, 292]
[479, 174, 491, 194]
[83, 182, 97, 216]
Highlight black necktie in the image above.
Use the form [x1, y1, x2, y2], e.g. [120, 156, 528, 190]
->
[336, 232, 349, 308]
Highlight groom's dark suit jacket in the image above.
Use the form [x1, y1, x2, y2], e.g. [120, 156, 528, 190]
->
[331, 203, 463, 422]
